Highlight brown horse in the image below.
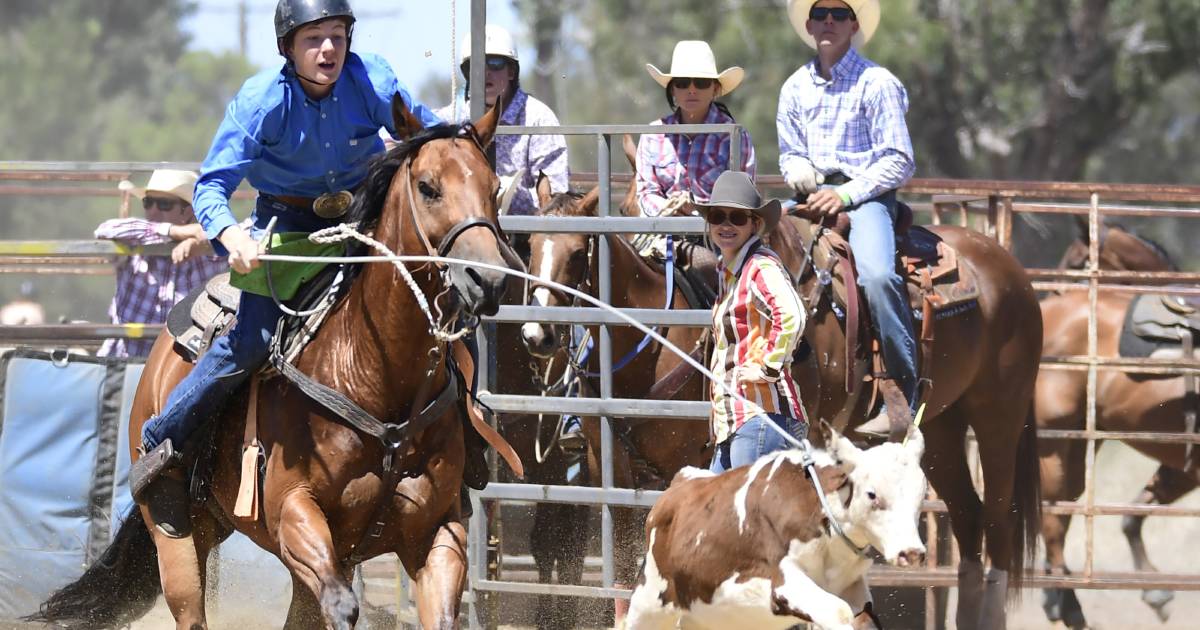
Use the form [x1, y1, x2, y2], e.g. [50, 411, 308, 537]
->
[1040, 221, 1189, 628]
[33, 99, 517, 629]
[779, 211, 1043, 630]
[518, 186, 711, 617]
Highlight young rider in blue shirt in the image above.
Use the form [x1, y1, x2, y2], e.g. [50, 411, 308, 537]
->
[129, 0, 441, 537]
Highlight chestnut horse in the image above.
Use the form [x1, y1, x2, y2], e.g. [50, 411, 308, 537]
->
[1040, 220, 1190, 628]
[34, 100, 516, 629]
[518, 186, 711, 616]
[776, 211, 1043, 630]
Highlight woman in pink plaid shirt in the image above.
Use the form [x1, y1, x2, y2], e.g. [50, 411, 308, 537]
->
[634, 40, 756, 285]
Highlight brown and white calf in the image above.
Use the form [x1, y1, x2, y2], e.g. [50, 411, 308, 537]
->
[625, 431, 927, 630]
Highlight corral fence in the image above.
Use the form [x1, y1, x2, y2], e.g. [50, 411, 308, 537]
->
[1, 143, 1199, 628]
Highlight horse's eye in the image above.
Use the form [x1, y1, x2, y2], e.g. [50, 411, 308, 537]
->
[418, 181, 441, 201]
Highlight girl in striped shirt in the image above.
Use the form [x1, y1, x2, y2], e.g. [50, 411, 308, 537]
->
[694, 172, 807, 473]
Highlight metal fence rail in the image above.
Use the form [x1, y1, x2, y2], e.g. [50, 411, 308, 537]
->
[4, 157, 1200, 627]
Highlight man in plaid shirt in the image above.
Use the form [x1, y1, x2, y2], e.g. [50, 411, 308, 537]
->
[95, 169, 227, 358]
[777, 0, 919, 432]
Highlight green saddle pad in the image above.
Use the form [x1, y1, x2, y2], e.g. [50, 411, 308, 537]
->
[230, 232, 343, 300]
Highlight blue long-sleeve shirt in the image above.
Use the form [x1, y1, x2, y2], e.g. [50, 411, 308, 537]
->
[194, 52, 441, 250]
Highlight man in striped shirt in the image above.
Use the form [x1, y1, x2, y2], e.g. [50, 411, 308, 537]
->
[96, 169, 227, 358]
[777, 0, 919, 430]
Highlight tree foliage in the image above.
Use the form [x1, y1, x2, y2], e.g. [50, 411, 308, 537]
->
[0, 0, 257, 320]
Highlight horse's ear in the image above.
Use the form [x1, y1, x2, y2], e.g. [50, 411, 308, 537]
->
[579, 186, 600, 216]
[391, 92, 425, 142]
[535, 171, 554, 209]
[622, 134, 638, 169]
[471, 98, 503, 148]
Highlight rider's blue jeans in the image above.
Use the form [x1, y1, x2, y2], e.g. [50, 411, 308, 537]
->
[709, 413, 808, 473]
[843, 189, 919, 409]
[141, 196, 338, 450]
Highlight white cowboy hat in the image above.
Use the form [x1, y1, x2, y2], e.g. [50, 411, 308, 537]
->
[118, 169, 198, 205]
[788, 0, 881, 51]
[645, 40, 744, 96]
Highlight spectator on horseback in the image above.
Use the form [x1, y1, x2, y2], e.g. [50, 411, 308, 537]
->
[436, 24, 569, 222]
[127, 0, 440, 538]
[777, 0, 919, 434]
[698, 171, 806, 472]
[95, 169, 227, 358]
[635, 40, 756, 288]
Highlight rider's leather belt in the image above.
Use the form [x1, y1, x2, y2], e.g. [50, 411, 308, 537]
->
[264, 191, 352, 219]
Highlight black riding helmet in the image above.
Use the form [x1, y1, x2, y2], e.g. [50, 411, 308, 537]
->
[274, 0, 356, 57]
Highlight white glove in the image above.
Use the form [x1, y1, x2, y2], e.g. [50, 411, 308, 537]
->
[786, 161, 825, 196]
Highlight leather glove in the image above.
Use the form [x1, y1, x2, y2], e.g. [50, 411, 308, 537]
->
[786, 160, 825, 196]
[662, 191, 694, 216]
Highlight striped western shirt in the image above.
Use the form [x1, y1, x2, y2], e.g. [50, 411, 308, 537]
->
[636, 104, 756, 217]
[710, 237, 806, 444]
[776, 47, 915, 205]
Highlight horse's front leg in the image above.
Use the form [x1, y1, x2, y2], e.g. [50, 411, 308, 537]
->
[145, 506, 223, 630]
[404, 518, 469, 629]
[1124, 464, 1195, 621]
[276, 488, 358, 630]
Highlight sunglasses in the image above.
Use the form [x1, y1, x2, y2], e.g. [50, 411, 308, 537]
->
[808, 6, 857, 22]
[671, 77, 714, 90]
[142, 197, 183, 212]
[706, 209, 753, 227]
[484, 56, 510, 70]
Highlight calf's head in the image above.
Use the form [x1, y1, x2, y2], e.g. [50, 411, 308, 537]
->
[830, 428, 927, 567]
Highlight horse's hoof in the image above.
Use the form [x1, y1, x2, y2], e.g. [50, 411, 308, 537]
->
[1142, 588, 1174, 622]
[1042, 588, 1064, 622]
[1061, 588, 1087, 629]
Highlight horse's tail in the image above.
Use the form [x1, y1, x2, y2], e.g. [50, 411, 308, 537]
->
[26, 509, 161, 629]
[1007, 402, 1043, 595]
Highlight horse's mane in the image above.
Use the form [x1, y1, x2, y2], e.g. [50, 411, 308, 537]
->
[344, 123, 466, 232]
[334, 124, 472, 287]
[1109, 223, 1179, 271]
[537, 190, 588, 217]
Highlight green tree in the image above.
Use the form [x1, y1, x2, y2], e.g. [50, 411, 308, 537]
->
[0, 1, 261, 321]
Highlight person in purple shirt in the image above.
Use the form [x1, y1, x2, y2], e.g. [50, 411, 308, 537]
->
[436, 25, 569, 220]
[777, 0, 918, 434]
[96, 169, 227, 358]
[128, 0, 440, 537]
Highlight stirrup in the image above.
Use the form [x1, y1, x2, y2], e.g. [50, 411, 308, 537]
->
[559, 430, 587, 453]
[129, 438, 183, 501]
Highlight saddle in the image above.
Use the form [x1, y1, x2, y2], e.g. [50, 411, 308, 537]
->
[165, 265, 345, 363]
[798, 204, 981, 326]
[790, 202, 981, 425]
[166, 273, 241, 362]
[1119, 292, 1200, 360]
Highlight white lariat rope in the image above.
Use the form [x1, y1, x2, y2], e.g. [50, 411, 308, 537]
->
[305, 223, 474, 342]
[260, 243, 808, 449]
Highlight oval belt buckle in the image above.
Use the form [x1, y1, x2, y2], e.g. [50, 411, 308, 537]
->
[313, 190, 353, 219]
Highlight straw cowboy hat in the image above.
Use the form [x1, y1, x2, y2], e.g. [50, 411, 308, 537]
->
[645, 40, 744, 96]
[788, 0, 881, 50]
[118, 169, 199, 205]
[694, 171, 781, 234]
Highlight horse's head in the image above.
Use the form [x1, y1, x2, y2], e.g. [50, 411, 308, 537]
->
[520, 187, 601, 358]
[1058, 214, 1177, 273]
[353, 96, 521, 321]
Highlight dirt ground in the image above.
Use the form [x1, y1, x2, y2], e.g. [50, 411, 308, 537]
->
[8, 442, 1192, 629]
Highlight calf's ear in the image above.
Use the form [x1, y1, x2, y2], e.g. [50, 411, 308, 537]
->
[904, 426, 925, 460]
[832, 435, 862, 472]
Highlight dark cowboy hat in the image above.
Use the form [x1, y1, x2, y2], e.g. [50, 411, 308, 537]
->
[693, 170, 782, 234]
